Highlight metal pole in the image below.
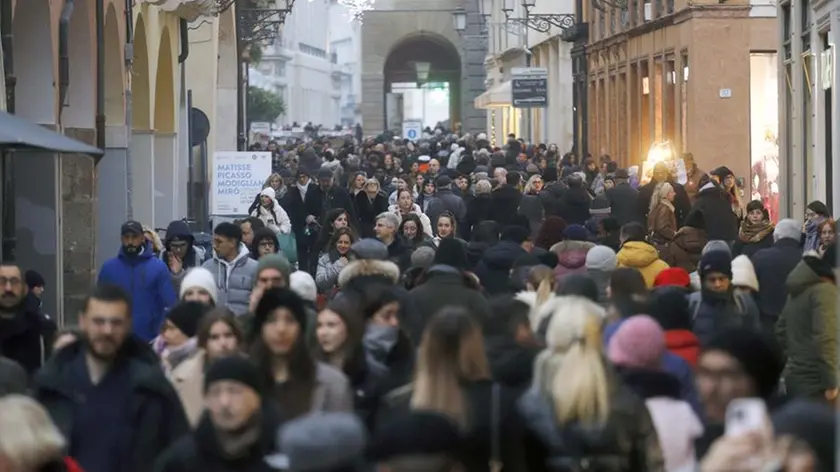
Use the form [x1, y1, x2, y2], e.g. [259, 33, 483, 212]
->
[2, 0, 15, 263]
[524, 9, 532, 143]
[124, 0, 134, 219]
[187, 90, 195, 221]
[235, 7, 246, 151]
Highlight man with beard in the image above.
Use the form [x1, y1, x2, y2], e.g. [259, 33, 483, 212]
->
[34, 284, 188, 472]
[98, 220, 177, 341]
[153, 355, 284, 471]
[0, 264, 56, 374]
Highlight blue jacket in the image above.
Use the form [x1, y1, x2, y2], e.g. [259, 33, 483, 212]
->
[98, 242, 177, 341]
[603, 319, 704, 419]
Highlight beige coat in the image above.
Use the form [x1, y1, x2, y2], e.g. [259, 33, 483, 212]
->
[170, 350, 206, 427]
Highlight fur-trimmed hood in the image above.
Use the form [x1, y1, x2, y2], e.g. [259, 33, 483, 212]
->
[338, 259, 401, 288]
[515, 291, 561, 332]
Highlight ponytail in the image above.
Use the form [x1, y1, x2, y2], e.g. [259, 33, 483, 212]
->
[535, 278, 553, 308]
[551, 315, 611, 425]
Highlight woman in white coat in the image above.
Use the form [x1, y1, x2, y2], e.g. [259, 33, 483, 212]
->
[251, 187, 292, 235]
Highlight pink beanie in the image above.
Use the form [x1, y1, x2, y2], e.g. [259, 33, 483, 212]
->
[608, 315, 666, 370]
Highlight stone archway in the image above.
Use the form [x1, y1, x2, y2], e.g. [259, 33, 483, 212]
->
[12, 0, 55, 123]
[132, 14, 152, 131]
[153, 26, 176, 227]
[130, 13, 154, 226]
[383, 33, 462, 132]
[104, 2, 125, 126]
[65, 0, 94, 128]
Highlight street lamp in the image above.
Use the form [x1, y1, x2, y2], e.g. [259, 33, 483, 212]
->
[452, 8, 467, 33]
[413, 61, 431, 86]
[522, 0, 536, 8]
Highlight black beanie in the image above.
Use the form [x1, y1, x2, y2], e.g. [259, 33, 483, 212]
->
[703, 328, 784, 398]
[433, 238, 468, 270]
[166, 301, 208, 338]
[253, 288, 308, 339]
[698, 250, 733, 280]
[204, 355, 264, 394]
[501, 225, 531, 244]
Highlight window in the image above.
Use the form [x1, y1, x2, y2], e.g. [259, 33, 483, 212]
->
[680, 51, 688, 152]
[823, 33, 834, 209]
[277, 61, 286, 77]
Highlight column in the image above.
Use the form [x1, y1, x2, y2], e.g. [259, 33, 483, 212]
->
[130, 130, 155, 228]
[97, 125, 130, 268]
[154, 132, 178, 229]
[831, 14, 840, 213]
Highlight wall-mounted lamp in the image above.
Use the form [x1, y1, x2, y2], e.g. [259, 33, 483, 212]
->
[502, 0, 575, 33]
[452, 8, 468, 32]
[642, 76, 650, 95]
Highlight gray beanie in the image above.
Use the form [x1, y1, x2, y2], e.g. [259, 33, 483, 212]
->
[701, 240, 732, 257]
[256, 253, 293, 286]
[585, 245, 617, 271]
[410, 246, 437, 269]
[774, 218, 802, 242]
[350, 238, 389, 260]
[266, 412, 367, 471]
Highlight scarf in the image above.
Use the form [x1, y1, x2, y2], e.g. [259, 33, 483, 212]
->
[739, 220, 774, 243]
[297, 182, 309, 200]
[215, 412, 262, 458]
[164, 337, 199, 374]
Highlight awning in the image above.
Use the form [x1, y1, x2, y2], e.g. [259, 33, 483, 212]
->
[474, 81, 511, 109]
[0, 111, 104, 157]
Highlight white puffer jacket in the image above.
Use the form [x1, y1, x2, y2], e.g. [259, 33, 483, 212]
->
[252, 187, 292, 235]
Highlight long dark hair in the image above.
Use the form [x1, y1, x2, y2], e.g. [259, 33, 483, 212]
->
[399, 213, 427, 245]
[316, 208, 355, 255]
[250, 288, 316, 419]
[311, 295, 367, 382]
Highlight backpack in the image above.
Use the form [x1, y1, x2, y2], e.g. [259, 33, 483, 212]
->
[691, 292, 746, 321]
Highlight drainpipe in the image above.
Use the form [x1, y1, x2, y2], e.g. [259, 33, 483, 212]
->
[124, 0, 134, 219]
[1, 0, 14, 262]
[58, 0, 75, 125]
[178, 18, 189, 63]
[95, 0, 105, 151]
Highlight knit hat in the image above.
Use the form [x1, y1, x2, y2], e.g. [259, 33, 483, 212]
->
[289, 271, 317, 303]
[410, 246, 437, 269]
[590, 194, 611, 216]
[535, 250, 559, 268]
[500, 225, 531, 244]
[607, 315, 666, 370]
[349, 238, 389, 260]
[649, 286, 692, 331]
[260, 187, 276, 199]
[24, 270, 45, 289]
[731, 255, 759, 291]
[204, 355, 264, 394]
[698, 250, 732, 280]
[0, 357, 28, 396]
[585, 245, 617, 271]
[434, 238, 468, 270]
[270, 413, 367, 471]
[254, 288, 308, 338]
[256, 253, 293, 286]
[166, 301, 208, 338]
[563, 224, 589, 242]
[180, 267, 218, 304]
[653, 267, 691, 288]
[703, 328, 784, 398]
[368, 411, 463, 461]
[772, 401, 836, 471]
[701, 240, 732, 257]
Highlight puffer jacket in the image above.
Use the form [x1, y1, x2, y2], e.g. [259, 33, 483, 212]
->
[315, 251, 349, 294]
[519, 385, 666, 471]
[616, 241, 669, 288]
[550, 240, 595, 284]
[250, 201, 292, 235]
[776, 258, 838, 397]
[666, 227, 707, 272]
[689, 289, 760, 346]
[201, 243, 257, 316]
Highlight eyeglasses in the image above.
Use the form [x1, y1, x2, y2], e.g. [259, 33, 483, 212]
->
[0, 277, 22, 288]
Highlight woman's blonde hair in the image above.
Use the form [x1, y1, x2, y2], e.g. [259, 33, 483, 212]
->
[648, 181, 674, 215]
[142, 225, 163, 253]
[474, 179, 492, 195]
[527, 265, 556, 310]
[0, 395, 66, 469]
[533, 296, 611, 426]
[364, 178, 380, 192]
[263, 173, 282, 188]
[411, 307, 490, 426]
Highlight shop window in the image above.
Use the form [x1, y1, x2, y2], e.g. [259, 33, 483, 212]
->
[822, 33, 833, 210]
[781, 2, 792, 40]
[680, 51, 688, 152]
[803, 51, 814, 203]
[749, 53, 781, 222]
[640, 60, 651, 163]
[783, 59, 794, 214]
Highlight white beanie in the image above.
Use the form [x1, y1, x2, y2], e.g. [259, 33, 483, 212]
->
[260, 187, 276, 199]
[585, 245, 618, 271]
[290, 271, 317, 303]
[180, 267, 218, 304]
[731, 255, 759, 291]
[477, 132, 487, 141]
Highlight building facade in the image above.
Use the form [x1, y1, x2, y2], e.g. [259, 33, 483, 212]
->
[329, 0, 362, 126]
[585, 0, 776, 188]
[2, 0, 219, 323]
[778, 0, 838, 217]
[360, 0, 487, 135]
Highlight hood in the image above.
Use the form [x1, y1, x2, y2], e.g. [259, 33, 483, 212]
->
[673, 227, 708, 253]
[118, 241, 155, 261]
[549, 240, 594, 258]
[616, 368, 682, 400]
[164, 220, 194, 246]
[617, 241, 661, 268]
[485, 336, 539, 388]
[786, 259, 834, 295]
[466, 241, 490, 266]
[481, 241, 527, 270]
[338, 259, 400, 288]
[213, 242, 251, 266]
[564, 186, 590, 205]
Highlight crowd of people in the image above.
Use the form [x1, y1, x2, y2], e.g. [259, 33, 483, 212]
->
[0, 126, 837, 471]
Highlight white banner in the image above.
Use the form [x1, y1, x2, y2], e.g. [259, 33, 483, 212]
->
[210, 151, 272, 216]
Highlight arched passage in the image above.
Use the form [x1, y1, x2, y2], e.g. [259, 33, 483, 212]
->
[132, 14, 151, 130]
[154, 27, 175, 133]
[383, 32, 461, 129]
[12, 0, 55, 123]
[215, 6, 238, 152]
[104, 3, 125, 125]
[65, 0, 94, 128]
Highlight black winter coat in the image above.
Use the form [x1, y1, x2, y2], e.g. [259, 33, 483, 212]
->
[556, 186, 591, 226]
[35, 339, 189, 472]
[751, 238, 803, 333]
[473, 241, 528, 295]
[408, 266, 492, 336]
[354, 192, 389, 238]
[280, 183, 323, 240]
[485, 336, 540, 394]
[0, 306, 55, 374]
[318, 185, 358, 226]
[489, 185, 523, 227]
[465, 194, 493, 241]
[606, 183, 642, 226]
[153, 403, 284, 472]
[690, 186, 739, 242]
